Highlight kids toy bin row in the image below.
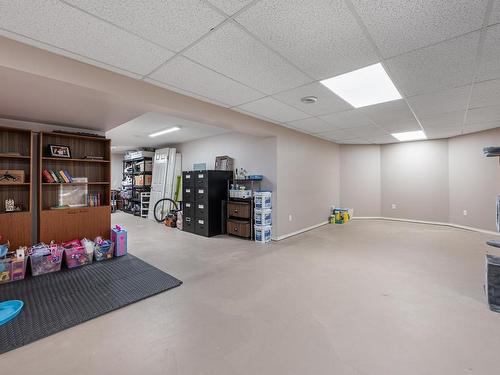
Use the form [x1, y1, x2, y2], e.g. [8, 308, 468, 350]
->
[29, 243, 64, 277]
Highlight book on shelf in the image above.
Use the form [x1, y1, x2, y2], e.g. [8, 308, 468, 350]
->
[42, 169, 55, 183]
[88, 193, 101, 207]
[43, 169, 74, 183]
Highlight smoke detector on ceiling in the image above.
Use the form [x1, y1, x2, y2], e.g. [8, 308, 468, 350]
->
[301, 96, 318, 104]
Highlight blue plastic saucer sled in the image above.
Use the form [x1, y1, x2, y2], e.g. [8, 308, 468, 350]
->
[0, 300, 24, 326]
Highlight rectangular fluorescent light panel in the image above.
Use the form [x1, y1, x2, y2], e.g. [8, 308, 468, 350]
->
[391, 130, 427, 142]
[149, 126, 180, 138]
[320, 63, 402, 108]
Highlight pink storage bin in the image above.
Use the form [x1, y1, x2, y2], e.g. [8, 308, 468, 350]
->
[63, 239, 93, 269]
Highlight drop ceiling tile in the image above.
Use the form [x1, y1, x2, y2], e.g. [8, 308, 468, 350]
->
[425, 126, 463, 139]
[466, 105, 500, 124]
[0, 0, 173, 75]
[0, 30, 142, 79]
[149, 56, 264, 107]
[489, 0, 500, 25]
[207, 0, 253, 15]
[463, 121, 500, 134]
[338, 138, 372, 144]
[319, 109, 374, 129]
[64, 0, 225, 52]
[367, 136, 397, 144]
[476, 24, 500, 82]
[420, 110, 466, 128]
[351, 0, 487, 58]
[385, 32, 479, 96]
[345, 125, 390, 138]
[315, 128, 352, 139]
[358, 100, 418, 128]
[407, 85, 471, 118]
[470, 78, 500, 108]
[272, 82, 351, 116]
[184, 22, 312, 94]
[144, 78, 230, 107]
[237, 97, 310, 123]
[380, 122, 423, 133]
[286, 117, 336, 134]
[236, 0, 378, 80]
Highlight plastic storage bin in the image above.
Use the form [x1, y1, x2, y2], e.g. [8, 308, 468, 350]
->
[63, 240, 93, 269]
[94, 240, 114, 261]
[255, 208, 272, 226]
[229, 189, 252, 199]
[254, 225, 272, 244]
[29, 244, 63, 276]
[254, 191, 272, 209]
[111, 225, 127, 257]
[0, 258, 27, 284]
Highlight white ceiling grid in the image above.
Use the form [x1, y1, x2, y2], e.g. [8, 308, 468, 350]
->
[0, 0, 499, 143]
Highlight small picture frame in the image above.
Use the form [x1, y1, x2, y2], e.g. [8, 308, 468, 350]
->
[48, 144, 71, 158]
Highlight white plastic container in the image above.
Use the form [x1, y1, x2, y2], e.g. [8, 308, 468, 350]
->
[255, 208, 272, 226]
[254, 225, 272, 244]
[254, 191, 272, 209]
[230, 189, 252, 199]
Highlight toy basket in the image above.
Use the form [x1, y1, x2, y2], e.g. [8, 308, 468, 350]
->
[94, 240, 114, 262]
[29, 244, 63, 277]
[0, 258, 27, 284]
[63, 240, 93, 269]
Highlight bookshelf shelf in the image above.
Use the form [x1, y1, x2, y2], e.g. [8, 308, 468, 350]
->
[42, 182, 110, 186]
[0, 155, 31, 160]
[42, 157, 110, 163]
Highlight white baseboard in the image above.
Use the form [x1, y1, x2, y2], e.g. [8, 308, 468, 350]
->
[353, 216, 500, 236]
[275, 221, 329, 241]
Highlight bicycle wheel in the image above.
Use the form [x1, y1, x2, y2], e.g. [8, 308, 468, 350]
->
[153, 198, 178, 223]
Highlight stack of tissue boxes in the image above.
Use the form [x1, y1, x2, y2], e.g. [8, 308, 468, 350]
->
[254, 191, 272, 243]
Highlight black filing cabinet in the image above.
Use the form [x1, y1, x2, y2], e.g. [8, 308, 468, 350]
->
[182, 170, 232, 237]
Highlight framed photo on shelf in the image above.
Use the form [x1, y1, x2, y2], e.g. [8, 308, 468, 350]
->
[48, 144, 71, 158]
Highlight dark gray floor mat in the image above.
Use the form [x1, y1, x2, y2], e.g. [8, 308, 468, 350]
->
[0, 254, 182, 354]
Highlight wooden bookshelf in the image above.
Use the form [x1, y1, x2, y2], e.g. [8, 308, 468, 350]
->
[0, 126, 33, 248]
[39, 132, 111, 243]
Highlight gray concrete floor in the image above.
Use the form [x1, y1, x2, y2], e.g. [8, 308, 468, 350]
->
[2, 212, 500, 374]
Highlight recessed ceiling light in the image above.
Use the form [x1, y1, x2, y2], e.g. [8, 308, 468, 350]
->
[320, 63, 402, 108]
[391, 130, 427, 142]
[148, 126, 180, 138]
[301, 96, 318, 104]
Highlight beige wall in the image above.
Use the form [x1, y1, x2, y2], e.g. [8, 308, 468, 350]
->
[449, 128, 500, 231]
[276, 131, 340, 237]
[340, 145, 381, 217]
[177, 131, 341, 239]
[381, 139, 449, 222]
[339, 131, 500, 232]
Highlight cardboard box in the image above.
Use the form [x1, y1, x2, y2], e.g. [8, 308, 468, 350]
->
[0, 170, 25, 185]
[134, 175, 152, 186]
